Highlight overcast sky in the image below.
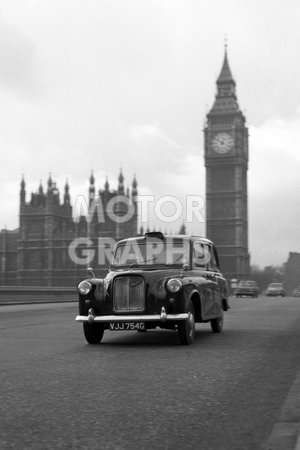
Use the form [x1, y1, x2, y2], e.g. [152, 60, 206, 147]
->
[1, 0, 300, 268]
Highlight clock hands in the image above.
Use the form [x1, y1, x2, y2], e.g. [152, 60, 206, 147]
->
[214, 138, 225, 145]
[212, 133, 233, 154]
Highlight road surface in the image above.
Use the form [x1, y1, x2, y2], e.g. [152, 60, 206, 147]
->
[0, 296, 299, 449]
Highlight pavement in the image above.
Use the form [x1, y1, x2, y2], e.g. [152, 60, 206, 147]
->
[297, 432, 300, 450]
[262, 368, 300, 450]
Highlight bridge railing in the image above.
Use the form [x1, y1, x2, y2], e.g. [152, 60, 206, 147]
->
[0, 286, 77, 305]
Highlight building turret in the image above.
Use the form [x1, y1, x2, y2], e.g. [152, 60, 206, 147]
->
[51, 182, 60, 206]
[64, 180, 70, 205]
[118, 169, 124, 194]
[47, 174, 53, 192]
[46, 174, 57, 212]
[132, 174, 138, 200]
[130, 174, 138, 237]
[89, 171, 95, 205]
[38, 181, 43, 195]
[20, 176, 26, 206]
[52, 182, 58, 194]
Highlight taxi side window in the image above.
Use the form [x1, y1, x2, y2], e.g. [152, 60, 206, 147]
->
[208, 245, 220, 272]
[208, 246, 217, 271]
[202, 243, 214, 270]
[193, 242, 207, 268]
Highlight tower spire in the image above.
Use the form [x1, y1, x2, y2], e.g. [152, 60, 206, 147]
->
[118, 168, 124, 194]
[20, 175, 26, 205]
[208, 45, 241, 116]
[224, 34, 228, 51]
[64, 179, 70, 205]
[89, 170, 95, 205]
[104, 176, 109, 192]
[89, 170, 95, 185]
[217, 45, 235, 86]
[132, 174, 138, 200]
[21, 175, 25, 191]
[38, 180, 43, 194]
[47, 173, 53, 193]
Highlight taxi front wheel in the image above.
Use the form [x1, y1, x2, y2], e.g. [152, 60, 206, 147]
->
[178, 301, 195, 345]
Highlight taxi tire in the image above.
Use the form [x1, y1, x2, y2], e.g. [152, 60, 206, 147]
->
[178, 301, 195, 345]
[210, 311, 223, 333]
[83, 322, 105, 344]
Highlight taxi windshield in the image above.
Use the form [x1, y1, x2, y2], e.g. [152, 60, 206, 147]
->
[112, 239, 189, 267]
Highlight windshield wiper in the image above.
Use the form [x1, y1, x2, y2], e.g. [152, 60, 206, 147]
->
[165, 250, 189, 266]
[129, 257, 159, 268]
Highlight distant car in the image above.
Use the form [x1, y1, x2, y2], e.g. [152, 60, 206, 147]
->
[291, 288, 300, 297]
[266, 283, 286, 297]
[235, 280, 259, 298]
[75, 232, 229, 345]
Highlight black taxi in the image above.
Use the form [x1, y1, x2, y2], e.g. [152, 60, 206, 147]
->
[75, 232, 229, 345]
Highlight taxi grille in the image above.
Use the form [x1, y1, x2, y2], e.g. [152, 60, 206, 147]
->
[113, 277, 145, 312]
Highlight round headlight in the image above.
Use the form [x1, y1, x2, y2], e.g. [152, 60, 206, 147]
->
[166, 278, 182, 293]
[78, 281, 92, 295]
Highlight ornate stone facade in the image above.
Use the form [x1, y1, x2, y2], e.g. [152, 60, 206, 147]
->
[0, 171, 138, 286]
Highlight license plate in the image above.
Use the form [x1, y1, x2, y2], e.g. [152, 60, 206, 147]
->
[109, 322, 145, 331]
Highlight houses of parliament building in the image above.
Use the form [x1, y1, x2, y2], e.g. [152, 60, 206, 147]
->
[0, 171, 138, 286]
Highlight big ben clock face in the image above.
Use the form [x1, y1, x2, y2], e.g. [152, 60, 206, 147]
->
[212, 132, 234, 154]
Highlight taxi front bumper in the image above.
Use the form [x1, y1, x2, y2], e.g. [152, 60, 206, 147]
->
[76, 307, 189, 324]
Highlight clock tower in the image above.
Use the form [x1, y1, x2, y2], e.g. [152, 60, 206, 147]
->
[204, 47, 250, 281]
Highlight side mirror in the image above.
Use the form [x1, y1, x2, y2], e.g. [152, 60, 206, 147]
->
[182, 264, 189, 271]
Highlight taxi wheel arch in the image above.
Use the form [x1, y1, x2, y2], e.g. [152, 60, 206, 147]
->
[83, 322, 105, 344]
[189, 292, 202, 322]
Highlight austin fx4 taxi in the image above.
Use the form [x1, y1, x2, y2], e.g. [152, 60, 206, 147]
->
[75, 232, 229, 345]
